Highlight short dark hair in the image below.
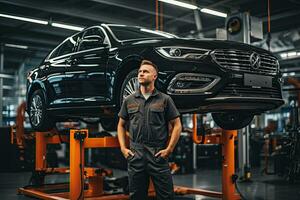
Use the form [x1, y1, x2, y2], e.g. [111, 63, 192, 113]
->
[140, 59, 159, 74]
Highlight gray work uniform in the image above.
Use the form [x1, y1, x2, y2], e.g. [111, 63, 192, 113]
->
[118, 89, 180, 200]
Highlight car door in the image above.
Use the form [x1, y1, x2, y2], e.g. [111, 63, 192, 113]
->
[43, 37, 75, 108]
[64, 27, 110, 106]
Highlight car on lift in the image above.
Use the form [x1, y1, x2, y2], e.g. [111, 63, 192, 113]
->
[26, 24, 284, 131]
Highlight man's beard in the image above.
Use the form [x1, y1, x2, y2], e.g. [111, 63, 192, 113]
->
[139, 80, 151, 86]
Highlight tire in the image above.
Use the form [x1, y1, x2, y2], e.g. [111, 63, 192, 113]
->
[212, 112, 254, 130]
[119, 69, 139, 106]
[28, 90, 55, 131]
[100, 70, 139, 131]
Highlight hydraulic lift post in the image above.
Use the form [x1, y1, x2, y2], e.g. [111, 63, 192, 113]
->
[36, 132, 47, 170]
[221, 129, 240, 200]
[174, 114, 241, 200]
[70, 129, 86, 200]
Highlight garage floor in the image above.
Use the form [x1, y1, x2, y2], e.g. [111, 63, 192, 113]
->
[0, 167, 299, 200]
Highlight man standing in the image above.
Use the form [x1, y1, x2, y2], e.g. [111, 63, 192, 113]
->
[117, 60, 182, 200]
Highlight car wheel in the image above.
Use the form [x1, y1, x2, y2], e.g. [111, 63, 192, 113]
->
[100, 70, 139, 131]
[28, 90, 55, 131]
[212, 112, 254, 130]
[120, 70, 139, 105]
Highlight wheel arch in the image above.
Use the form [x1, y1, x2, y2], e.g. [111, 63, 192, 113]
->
[113, 55, 143, 104]
[27, 81, 47, 110]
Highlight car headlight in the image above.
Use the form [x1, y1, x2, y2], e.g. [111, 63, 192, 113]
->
[156, 46, 210, 60]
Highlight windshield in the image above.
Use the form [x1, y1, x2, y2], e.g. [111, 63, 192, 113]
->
[107, 25, 178, 41]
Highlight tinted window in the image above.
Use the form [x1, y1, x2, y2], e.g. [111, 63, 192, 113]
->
[57, 39, 75, 57]
[78, 28, 107, 51]
[48, 46, 60, 59]
[108, 25, 177, 41]
[48, 33, 81, 59]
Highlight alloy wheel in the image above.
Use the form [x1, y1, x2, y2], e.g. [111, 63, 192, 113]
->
[122, 77, 139, 101]
[30, 95, 43, 126]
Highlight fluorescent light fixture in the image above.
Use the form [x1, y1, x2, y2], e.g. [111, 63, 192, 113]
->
[3, 85, 13, 90]
[0, 13, 84, 31]
[158, 1, 228, 18]
[0, 13, 48, 25]
[158, 0, 198, 10]
[200, 8, 227, 18]
[287, 51, 297, 57]
[280, 53, 288, 58]
[0, 73, 15, 79]
[283, 72, 295, 77]
[280, 51, 300, 60]
[51, 22, 84, 31]
[5, 43, 28, 49]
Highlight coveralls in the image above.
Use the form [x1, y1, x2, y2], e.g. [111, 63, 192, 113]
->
[118, 88, 180, 200]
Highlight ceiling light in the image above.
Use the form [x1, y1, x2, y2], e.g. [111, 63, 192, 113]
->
[287, 51, 297, 57]
[0, 13, 84, 31]
[289, 72, 296, 76]
[279, 51, 300, 60]
[5, 43, 28, 49]
[280, 53, 288, 59]
[158, 0, 198, 10]
[0, 13, 48, 25]
[200, 8, 227, 18]
[51, 22, 84, 31]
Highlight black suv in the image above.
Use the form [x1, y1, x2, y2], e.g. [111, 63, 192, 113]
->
[26, 24, 284, 131]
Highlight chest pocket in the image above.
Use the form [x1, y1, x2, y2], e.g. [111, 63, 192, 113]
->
[128, 106, 139, 125]
[149, 106, 165, 125]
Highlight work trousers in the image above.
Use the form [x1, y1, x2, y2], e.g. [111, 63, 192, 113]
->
[127, 142, 174, 200]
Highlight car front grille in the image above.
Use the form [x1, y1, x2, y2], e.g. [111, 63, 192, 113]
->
[216, 83, 282, 99]
[212, 49, 279, 75]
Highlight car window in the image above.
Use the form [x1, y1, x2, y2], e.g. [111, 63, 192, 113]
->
[77, 27, 107, 51]
[48, 33, 81, 59]
[57, 38, 75, 57]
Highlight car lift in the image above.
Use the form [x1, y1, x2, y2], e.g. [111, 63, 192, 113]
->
[173, 114, 241, 200]
[18, 114, 241, 200]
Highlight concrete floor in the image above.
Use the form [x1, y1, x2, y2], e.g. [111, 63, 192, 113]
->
[0, 166, 299, 200]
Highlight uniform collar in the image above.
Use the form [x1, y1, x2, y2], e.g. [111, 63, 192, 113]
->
[135, 88, 159, 98]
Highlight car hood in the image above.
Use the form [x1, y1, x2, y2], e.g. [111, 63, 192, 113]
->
[121, 38, 271, 55]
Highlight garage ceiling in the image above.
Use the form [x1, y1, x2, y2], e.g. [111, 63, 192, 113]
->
[1, 0, 300, 74]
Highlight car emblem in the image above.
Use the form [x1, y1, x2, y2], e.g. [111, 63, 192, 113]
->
[250, 52, 261, 70]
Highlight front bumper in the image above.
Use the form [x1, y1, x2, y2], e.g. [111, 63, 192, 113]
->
[167, 72, 284, 114]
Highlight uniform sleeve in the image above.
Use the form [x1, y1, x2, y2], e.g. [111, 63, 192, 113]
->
[165, 96, 180, 121]
[118, 99, 129, 120]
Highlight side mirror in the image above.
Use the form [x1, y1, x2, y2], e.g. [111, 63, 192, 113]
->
[79, 35, 107, 50]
